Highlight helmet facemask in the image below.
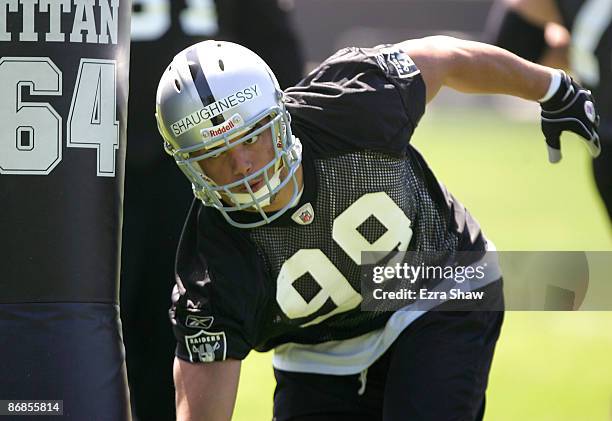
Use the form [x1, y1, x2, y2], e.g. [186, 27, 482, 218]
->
[168, 106, 302, 228]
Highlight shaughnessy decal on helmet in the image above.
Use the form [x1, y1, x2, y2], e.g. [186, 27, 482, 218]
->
[171, 84, 260, 136]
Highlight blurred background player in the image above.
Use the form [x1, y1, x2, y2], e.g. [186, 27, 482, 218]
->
[122, 1, 304, 420]
[486, 0, 612, 223]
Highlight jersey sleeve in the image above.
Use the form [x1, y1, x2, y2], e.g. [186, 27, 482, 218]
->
[170, 202, 265, 363]
[285, 44, 426, 157]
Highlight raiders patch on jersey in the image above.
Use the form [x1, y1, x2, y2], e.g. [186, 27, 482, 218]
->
[374, 46, 420, 79]
[185, 330, 227, 363]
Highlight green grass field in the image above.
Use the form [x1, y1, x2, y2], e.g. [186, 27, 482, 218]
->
[232, 106, 612, 421]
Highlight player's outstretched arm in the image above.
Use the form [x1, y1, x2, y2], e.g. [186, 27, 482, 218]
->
[398, 36, 600, 162]
[174, 357, 241, 421]
[397, 35, 553, 103]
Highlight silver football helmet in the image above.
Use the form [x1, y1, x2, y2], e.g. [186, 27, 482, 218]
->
[155, 40, 302, 228]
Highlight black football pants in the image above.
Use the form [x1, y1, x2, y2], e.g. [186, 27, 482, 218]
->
[273, 281, 504, 421]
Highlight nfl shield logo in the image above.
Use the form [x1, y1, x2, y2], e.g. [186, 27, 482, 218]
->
[292, 203, 315, 225]
[299, 210, 312, 223]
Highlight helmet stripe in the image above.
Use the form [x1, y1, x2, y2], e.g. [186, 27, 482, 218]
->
[186, 47, 225, 126]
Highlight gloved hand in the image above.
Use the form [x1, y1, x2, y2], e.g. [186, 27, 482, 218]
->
[540, 70, 601, 163]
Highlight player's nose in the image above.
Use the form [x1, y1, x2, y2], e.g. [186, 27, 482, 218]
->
[227, 145, 252, 177]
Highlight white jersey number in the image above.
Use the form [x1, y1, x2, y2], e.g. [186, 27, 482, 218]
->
[0, 57, 119, 177]
[276, 192, 413, 327]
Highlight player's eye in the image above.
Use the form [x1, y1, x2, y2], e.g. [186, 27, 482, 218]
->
[208, 147, 225, 159]
[243, 134, 259, 145]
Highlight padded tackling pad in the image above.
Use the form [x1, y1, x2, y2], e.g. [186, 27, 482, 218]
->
[0, 303, 130, 420]
[0, 1, 132, 419]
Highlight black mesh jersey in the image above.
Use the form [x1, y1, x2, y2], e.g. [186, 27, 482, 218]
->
[557, 0, 612, 138]
[171, 45, 488, 364]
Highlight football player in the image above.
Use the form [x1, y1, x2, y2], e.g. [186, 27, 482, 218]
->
[155, 37, 600, 420]
[486, 0, 612, 221]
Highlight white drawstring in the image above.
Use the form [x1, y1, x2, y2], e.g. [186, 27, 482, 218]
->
[357, 368, 368, 396]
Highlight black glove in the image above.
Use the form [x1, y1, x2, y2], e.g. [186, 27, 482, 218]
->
[540, 71, 601, 163]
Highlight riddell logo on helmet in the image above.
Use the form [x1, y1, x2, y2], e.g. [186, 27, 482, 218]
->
[208, 120, 235, 137]
[203, 115, 244, 139]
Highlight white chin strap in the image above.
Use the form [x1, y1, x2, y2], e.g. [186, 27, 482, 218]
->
[231, 168, 282, 207]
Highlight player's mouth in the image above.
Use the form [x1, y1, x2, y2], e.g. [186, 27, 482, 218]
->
[240, 178, 264, 193]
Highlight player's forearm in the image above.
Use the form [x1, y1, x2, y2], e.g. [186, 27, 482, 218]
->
[174, 357, 241, 421]
[399, 36, 555, 103]
[438, 36, 554, 101]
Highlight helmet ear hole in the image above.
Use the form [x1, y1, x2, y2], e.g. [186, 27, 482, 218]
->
[174, 79, 182, 93]
[163, 141, 173, 155]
